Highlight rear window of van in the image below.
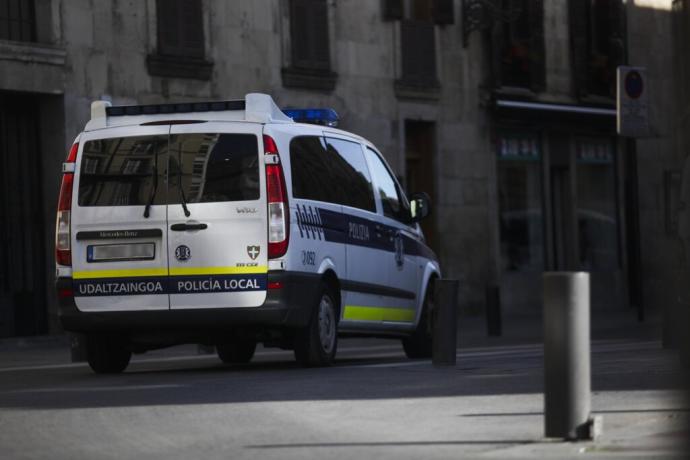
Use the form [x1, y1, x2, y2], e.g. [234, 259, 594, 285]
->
[78, 134, 259, 206]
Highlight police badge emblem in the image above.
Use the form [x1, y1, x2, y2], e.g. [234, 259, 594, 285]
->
[175, 245, 191, 262]
[247, 245, 260, 260]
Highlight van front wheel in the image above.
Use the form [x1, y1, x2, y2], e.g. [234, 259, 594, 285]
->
[402, 283, 434, 359]
[86, 334, 131, 374]
[294, 283, 338, 367]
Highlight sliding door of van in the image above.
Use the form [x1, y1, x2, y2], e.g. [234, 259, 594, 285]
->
[71, 125, 170, 312]
[167, 123, 268, 309]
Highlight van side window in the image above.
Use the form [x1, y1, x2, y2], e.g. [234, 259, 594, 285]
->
[290, 136, 375, 212]
[365, 147, 409, 222]
[324, 138, 375, 212]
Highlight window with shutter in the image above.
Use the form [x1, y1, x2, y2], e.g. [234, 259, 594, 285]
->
[382, 0, 404, 21]
[290, 0, 330, 71]
[433, 0, 454, 25]
[400, 20, 437, 85]
[147, 0, 213, 80]
[412, 0, 433, 21]
[569, 0, 624, 99]
[395, 0, 441, 98]
[157, 0, 204, 58]
[492, 0, 545, 91]
[0, 0, 36, 42]
[282, 0, 336, 91]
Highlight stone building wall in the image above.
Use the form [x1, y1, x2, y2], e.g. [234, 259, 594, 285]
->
[0, 0, 678, 335]
[627, 1, 677, 323]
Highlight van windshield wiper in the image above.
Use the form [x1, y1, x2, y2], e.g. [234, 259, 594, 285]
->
[176, 144, 191, 217]
[143, 164, 158, 218]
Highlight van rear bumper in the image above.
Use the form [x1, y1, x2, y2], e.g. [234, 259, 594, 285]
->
[56, 271, 319, 333]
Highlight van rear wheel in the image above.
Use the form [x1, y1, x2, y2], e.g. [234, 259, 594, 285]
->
[294, 283, 338, 367]
[85, 334, 131, 374]
[217, 341, 256, 364]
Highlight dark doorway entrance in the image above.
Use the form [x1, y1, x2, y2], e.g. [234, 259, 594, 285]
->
[548, 133, 576, 271]
[0, 92, 47, 337]
[546, 132, 623, 309]
[404, 120, 437, 253]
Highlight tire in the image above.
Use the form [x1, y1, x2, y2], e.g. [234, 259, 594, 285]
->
[294, 283, 339, 367]
[217, 341, 257, 364]
[85, 334, 131, 374]
[402, 281, 434, 359]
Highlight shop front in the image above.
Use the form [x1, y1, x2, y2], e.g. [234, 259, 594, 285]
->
[494, 101, 626, 315]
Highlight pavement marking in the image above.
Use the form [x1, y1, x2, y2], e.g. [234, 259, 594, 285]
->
[0, 362, 87, 373]
[342, 360, 430, 369]
[5, 384, 186, 394]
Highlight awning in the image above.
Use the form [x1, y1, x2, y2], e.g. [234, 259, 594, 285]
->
[495, 99, 616, 117]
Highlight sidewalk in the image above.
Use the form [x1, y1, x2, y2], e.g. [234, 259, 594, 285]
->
[457, 307, 664, 349]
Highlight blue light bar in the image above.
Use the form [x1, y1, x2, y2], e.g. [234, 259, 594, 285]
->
[282, 108, 339, 127]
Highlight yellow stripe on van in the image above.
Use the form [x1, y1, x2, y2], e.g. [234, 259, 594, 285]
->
[343, 305, 415, 323]
[169, 266, 268, 276]
[72, 268, 168, 279]
[73, 266, 268, 279]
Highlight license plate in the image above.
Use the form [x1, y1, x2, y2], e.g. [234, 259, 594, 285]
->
[87, 243, 155, 263]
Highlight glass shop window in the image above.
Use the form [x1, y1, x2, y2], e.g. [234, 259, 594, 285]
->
[576, 138, 619, 270]
[497, 131, 544, 271]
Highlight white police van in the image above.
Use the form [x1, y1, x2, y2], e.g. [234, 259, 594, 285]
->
[55, 93, 440, 373]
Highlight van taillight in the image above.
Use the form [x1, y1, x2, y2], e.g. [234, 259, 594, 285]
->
[65, 142, 79, 163]
[264, 135, 289, 259]
[56, 143, 78, 266]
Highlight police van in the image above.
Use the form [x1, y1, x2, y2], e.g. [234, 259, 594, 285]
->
[55, 93, 440, 373]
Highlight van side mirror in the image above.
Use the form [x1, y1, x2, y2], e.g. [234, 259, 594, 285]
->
[409, 192, 431, 223]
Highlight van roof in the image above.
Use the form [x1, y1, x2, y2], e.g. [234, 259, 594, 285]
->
[84, 93, 293, 131]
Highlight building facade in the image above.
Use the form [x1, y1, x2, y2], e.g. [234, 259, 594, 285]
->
[0, 0, 675, 337]
[671, 0, 690, 347]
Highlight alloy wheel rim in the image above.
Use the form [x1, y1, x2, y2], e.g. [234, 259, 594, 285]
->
[318, 294, 336, 353]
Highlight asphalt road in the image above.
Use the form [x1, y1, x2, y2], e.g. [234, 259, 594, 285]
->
[0, 339, 687, 459]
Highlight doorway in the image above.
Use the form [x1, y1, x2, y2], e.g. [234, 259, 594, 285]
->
[404, 120, 437, 253]
[547, 133, 576, 271]
[546, 133, 623, 308]
[0, 92, 47, 337]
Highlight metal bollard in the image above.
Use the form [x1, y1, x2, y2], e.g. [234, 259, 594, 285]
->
[433, 279, 459, 366]
[543, 272, 600, 440]
[485, 284, 502, 336]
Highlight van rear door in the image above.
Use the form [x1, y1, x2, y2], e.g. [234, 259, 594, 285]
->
[71, 125, 170, 312]
[167, 122, 268, 309]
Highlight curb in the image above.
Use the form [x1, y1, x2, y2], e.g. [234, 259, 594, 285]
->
[0, 333, 71, 350]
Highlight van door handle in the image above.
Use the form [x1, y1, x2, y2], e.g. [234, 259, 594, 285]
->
[170, 223, 208, 231]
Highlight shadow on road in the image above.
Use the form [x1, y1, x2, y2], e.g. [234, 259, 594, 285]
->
[0, 341, 685, 411]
